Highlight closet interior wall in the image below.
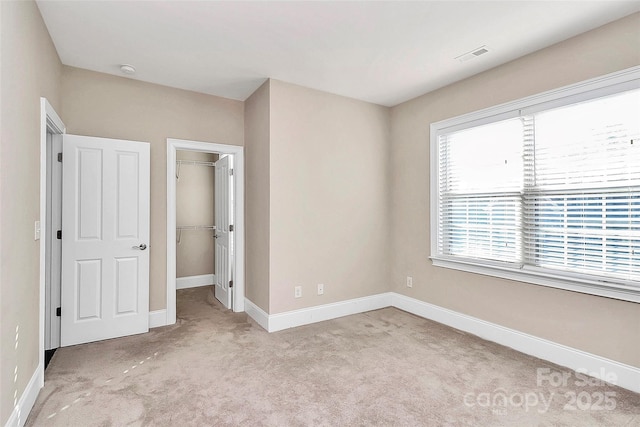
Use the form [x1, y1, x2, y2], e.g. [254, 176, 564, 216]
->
[176, 150, 219, 280]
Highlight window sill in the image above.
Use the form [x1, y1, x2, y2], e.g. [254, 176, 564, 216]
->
[430, 256, 640, 304]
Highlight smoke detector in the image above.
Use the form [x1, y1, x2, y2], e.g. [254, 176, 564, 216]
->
[119, 64, 136, 75]
[455, 46, 491, 62]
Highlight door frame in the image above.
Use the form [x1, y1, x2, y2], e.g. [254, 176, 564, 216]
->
[39, 98, 65, 385]
[166, 139, 245, 324]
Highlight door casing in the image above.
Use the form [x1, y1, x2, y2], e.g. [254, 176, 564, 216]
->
[44, 126, 63, 351]
[166, 139, 245, 325]
[39, 98, 65, 385]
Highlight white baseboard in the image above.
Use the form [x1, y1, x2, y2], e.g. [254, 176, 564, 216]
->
[244, 299, 269, 331]
[246, 293, 393, 333]
[269, 293, 393, 332]
[391, 293, 640, 394]
[176, 274, 215, 290]
[149, 309, 167, 328]
[5, 363, 42, 427]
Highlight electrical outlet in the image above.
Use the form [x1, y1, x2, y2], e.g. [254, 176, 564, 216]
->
[294, 286, 302, 298]
[317, 283, 324, 295]
[406, 276, 413, 288]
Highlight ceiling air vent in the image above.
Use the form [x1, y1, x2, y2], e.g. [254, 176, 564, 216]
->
[456, 46, 490, 62]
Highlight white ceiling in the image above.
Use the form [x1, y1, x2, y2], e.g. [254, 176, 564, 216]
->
[36, 1, 640, 107]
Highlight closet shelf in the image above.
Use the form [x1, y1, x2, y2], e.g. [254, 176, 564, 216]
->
[176, 225, 216, 244]
[176, 159, 216, 180]
[176, 160, 216, 167]
[177, 225, 216, 230]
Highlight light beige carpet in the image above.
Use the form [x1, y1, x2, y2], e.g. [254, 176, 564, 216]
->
[27, 287, 640, 426]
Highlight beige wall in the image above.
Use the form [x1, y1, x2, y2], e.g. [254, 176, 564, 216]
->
[390, 13, 640, 367]
[269, 80, 391, 313]
[0, 1, 63, 424]
[176, 150, 217, 278]
[61, 67, 244, 310]
[244, 81, 271, 312]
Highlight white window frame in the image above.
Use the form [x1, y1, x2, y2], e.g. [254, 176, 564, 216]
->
[430, 66, 640, 303]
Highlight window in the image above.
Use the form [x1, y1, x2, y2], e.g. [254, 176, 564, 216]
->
[430, 68, 640, 303]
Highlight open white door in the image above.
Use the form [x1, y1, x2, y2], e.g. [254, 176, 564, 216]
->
[214, 154, 233, 309]
[61, 135, 150, 347]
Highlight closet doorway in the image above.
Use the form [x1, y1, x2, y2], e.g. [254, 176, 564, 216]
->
[175, 150, 218, 293]
[166, 139, 245, 326]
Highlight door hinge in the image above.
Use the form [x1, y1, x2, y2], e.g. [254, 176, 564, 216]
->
[229, 168, 234, 176]
[229, 280, 233, 288]
[56, 307, 61, 317]
[56, 230, 62, 240]
[229, 224, 234, 232]
[57, 153, 62, 162]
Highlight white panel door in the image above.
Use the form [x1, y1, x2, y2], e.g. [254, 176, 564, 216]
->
[214, 155, 233, 309]
[61, 135, 150, 347]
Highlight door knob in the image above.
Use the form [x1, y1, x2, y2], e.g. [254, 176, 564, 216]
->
[133, 243, 147, 250]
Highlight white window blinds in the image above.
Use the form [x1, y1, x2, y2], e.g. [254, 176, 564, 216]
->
[436, 87, 640, 285]
[438, 118, 523, 264]
[523, 90, 640, 281]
